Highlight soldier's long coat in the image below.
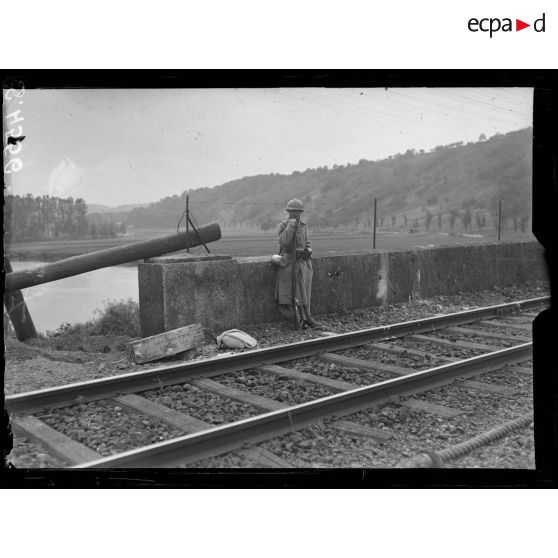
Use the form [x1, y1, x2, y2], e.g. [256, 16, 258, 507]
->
[274, 218, 313, 307]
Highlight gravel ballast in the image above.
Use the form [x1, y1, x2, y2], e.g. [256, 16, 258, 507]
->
[5, 282, 547, 468]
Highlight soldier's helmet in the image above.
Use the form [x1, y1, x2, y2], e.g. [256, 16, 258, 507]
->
[285, 198, 304, 211]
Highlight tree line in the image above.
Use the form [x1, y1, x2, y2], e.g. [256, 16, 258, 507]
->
[4, 194, 123, 243]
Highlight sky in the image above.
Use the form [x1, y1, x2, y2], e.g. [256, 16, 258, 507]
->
[4, 87, 533, 207]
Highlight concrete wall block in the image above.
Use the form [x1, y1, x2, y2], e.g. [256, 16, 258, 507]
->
[138, 263, 165, 337]
[412, 248, 437, 298]
[162, 259, 241, 332]
[237, 258, 282, 325]
[525, 242, 549, 280]
[310, 253, 385, 313]
[345, 253, 384, 309]
[311, 255, 349, 314]
[388, 250, 418, 301]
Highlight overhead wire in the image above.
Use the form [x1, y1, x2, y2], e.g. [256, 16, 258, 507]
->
[277, 89, 470, 137]
[385, 89, 527, 129]
[450, 87, 533, 112]
[179, 90, 529, 216]
[436, 88, 532, 118]
[298, 87, 529, 133]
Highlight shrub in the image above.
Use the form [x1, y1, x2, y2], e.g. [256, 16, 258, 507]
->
[48, 299, 140, 338]
[91, 299, 140, 336]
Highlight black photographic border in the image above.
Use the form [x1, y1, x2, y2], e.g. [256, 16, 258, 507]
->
[2, 69, 556, 488]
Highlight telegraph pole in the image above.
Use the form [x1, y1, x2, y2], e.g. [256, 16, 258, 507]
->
[3, 256, 38, 341]
[186, 194, 190, 252]
[373, 198, 377, 249]
[498, 199, 502, 242]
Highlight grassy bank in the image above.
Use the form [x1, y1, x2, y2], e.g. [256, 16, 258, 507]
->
[47, 299, 141, 337]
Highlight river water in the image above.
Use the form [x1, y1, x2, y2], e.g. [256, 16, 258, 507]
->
[10, 261, 139, 333]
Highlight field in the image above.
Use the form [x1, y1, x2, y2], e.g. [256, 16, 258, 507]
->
[6, 227, 536, 261]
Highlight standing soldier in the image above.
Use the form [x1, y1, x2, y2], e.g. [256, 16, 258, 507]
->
[273, 198, 322, 328]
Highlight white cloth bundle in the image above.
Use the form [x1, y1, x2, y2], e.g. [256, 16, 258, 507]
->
[216, 329, 258, 350]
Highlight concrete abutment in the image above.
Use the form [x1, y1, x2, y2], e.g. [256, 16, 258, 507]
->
[138, 241, 547, 336]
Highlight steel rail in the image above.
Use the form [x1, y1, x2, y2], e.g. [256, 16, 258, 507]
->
[74, 342, 533, 468]
[6, 296, 546, 415]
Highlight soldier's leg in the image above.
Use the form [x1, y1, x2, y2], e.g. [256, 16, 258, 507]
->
[300, 261, 322, 327]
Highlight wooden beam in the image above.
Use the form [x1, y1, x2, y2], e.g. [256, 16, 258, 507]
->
[114, 393, 293, 467]
[509, 366, 532, 376]
[258, 364, 355, 393]
[368, 342, 457, 362]
[477, 320, 532, 332]
[11, 415, 102, 465]
[192, 375, 392, 451]
[330, 419, 392, 441]
[3, 256, 37, 341]
[399, 399, 464, 418]
[459, 380, 515, 395]
[130, 323, 204, 364]
[503, 317, 534, 324]
[409, 334, 497, 352]
[444, 326, 530, 343]
[113, 394, 208, 432]
[317, 353, 412, 376]
[238, 448, 295, 468]
[191, 378, 286, 412]
[5, 223, 221, 292]
[519, 312, 541, 319]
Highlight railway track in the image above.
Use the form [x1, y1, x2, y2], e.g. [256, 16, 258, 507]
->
[6, 296, 548, 468]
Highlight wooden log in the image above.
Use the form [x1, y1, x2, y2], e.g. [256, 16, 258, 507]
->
[509, 366, 532, 376]
[409, 334, 496, 352]
[317, 353, 412, 376]
[330, 419, 393, 441]
[191, 378, 286, 411]
[113, 394, 294, 467]
[113, 394, 208, 432]
[11, 415, 102, 465]
[477, 320, 532, 332]
[399, 399, 464, 418]
[5, 223, 221, 292]
[130, 323, 205, 364]
[460, 380, 515, 395]
[3, 256, 37, 341]
[444, 326, 530, 343]
[237, 448, 295, 468]
[369, 342, 457, 362]
[258, 364, 355, 393]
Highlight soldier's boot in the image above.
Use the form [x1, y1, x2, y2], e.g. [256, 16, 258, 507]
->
[279, 304, 306, 329]
[303, 306, 323, 328]
[297, 305, 308, 329]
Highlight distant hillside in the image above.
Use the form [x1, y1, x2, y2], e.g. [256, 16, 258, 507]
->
[87, 202, 152, 215]
[108, 128, 533, 233]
